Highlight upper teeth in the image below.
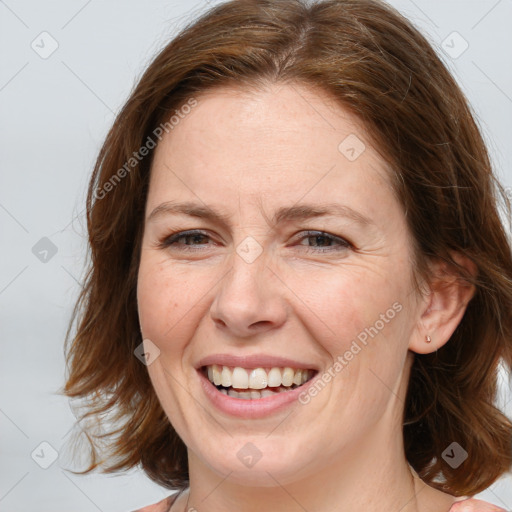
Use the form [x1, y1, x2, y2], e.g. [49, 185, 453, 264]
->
[205, 365, 312, 389]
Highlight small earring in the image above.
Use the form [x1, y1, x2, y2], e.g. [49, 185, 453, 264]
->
[425, 335, 432, 343]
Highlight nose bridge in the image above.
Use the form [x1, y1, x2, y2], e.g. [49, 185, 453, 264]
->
[209, 239, 287, 337]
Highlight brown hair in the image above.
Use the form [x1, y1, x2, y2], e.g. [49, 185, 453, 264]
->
[61, 0, 512, 496]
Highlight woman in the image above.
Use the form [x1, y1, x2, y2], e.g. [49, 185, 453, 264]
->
[62, 0, 512, 511]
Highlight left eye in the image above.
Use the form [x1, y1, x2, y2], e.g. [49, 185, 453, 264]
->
[295, 231, 351, 252]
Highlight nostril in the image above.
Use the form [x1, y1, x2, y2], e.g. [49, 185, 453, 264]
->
[249, 320, 271, 329]
[213, 318, 227, 328]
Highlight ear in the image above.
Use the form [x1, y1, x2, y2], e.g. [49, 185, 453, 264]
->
[409, 252, 477, 354]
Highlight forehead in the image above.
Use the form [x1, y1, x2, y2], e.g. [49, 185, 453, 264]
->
[147, 82, 396, 223]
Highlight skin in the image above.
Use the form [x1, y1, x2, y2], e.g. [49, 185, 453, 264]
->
[136, 82, 479, 512]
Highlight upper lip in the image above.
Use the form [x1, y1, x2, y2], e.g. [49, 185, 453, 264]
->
[196, 353, 318, 371]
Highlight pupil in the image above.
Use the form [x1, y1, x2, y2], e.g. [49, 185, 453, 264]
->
[313, 235, 328, 246]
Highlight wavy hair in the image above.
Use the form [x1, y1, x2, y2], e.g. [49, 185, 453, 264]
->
[62, 0, 512, 495]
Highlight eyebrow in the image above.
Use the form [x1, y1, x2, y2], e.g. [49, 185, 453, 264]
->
[147, 200, 374, 228]
[272, 203, 373, 227]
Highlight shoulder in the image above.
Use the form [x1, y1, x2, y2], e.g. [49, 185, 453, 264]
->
[131, 495, 176, 512]
[130, 495, 506, 512]
[449, 498, 507, 511]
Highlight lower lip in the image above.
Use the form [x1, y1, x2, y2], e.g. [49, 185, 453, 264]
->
[198, 370, 316, 419]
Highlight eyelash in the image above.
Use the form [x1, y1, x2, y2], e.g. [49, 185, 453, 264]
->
[158, 230, 352, 253]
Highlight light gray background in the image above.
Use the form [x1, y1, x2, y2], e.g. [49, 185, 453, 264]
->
[1, 0, 511, 510]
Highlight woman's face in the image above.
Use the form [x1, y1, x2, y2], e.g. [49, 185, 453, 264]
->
[137, 83, 424, 485]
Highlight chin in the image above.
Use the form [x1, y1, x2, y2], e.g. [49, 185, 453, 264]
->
[194, 438, 318, 487]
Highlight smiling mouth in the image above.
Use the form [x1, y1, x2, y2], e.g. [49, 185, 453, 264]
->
[202, 365, 317, 400]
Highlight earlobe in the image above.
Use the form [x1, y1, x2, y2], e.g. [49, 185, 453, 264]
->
[409, 253, 477, 355]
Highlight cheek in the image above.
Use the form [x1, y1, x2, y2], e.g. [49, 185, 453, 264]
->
[137, 254, 229, 363]
[137, 267, 170, 339]
[137, 257, 196, 347]
[285, 263, 402, 356]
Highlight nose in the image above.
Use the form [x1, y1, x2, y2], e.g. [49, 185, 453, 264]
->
[209, 249, 288, 339]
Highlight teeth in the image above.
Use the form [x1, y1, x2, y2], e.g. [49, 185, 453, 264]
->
[231, 367, 249, 389]
[282, 367, 294, 386]
[249, 368, 268, 389]
[225, 386, 294, 399]
[212, 365, 222, 386]
[221, 366, 232, 387]
[204, 365, 314, 391]
[267, 367, 282, 387]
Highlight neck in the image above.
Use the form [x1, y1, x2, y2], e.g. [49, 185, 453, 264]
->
[182, 418, 452, 512]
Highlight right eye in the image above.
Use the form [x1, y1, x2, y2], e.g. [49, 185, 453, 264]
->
[158, 230, 215, 251]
